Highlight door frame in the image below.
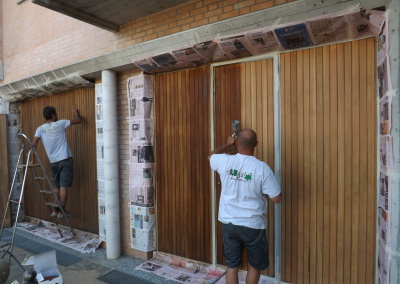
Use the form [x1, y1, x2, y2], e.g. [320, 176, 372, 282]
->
[209, 53, 282, 281]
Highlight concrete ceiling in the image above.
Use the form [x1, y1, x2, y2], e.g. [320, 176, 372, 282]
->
[32, 0, 191, 32]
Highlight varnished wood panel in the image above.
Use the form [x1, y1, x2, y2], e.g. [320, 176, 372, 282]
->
[0, 115, 11, 227]
[20, 89, 98, 233]
[155, 67, 211, 263]
[214, 58, 275, 276]
[280, 38, 377, 284]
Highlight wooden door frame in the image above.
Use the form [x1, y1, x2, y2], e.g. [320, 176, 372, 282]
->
[209, 53, 282, 281]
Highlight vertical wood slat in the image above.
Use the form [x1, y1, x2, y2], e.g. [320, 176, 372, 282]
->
[20, 89, 98, 233]
[280, 38, 376, 283]
[358, 38, 368, 284]
[0, 115, 11, 227]
[155, 67, 211, 263]
[365, 37, 377, 282]
[329, 43, 338, 283]
[309, 47, 317, 284]
[336, 42, 345, 283]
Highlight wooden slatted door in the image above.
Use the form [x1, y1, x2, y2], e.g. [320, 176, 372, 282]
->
[20, 89, 98, 233]
[280, 38, 377, 283]
[155, 67, 212, 263]
[0, 115, 11, 227]
[214, 58, 276, 276]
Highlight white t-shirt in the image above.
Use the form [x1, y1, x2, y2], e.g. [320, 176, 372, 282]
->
[210, 153, 281, 229]
[34, 120, 72, 163]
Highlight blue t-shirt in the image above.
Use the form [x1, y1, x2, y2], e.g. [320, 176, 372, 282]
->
[34, 120, 72, 163]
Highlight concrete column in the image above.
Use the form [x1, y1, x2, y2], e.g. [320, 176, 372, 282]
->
[102, 70, 121, 260]
[387, 0, 400, 282]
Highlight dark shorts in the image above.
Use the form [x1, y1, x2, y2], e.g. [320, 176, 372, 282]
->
[222, 223, 269, 270]
[50, 157, 73, 188]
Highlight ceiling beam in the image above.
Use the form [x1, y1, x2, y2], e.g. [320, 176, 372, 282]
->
[32, 0, 120, 32]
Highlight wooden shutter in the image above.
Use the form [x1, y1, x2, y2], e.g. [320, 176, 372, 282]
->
[20, 89, 98, 233]
[280, 38, 377, 283]
[155, 67, 212, 262]
[0, 115, 11, 227]
[214, 58, 275, 276]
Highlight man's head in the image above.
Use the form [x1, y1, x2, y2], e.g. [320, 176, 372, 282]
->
[43, 106, 57, 121]
[237, 129, 258, 153]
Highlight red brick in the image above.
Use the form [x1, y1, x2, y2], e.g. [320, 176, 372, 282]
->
[166, 26, 182, 36]
[204, 8, 223, 18]
[239, 6, 251, 14]
[190, 19, 209, 28]
[217, 10, 240, 21]
[177, 16, 195, 26]
[209, 15, 219, 23]
[224, 5, 234, 12]
[250, 1, 274, 12]
[157, 31, 166, 37]
[190, 6, 208, 16]
[195, 14, 203, 21]
[182, 24, 190, 31]
[234, 0, 256, 9]
[177, 4, 194, 14]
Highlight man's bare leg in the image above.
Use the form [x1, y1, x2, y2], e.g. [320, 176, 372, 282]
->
[246, 265, 261, 284]
[50, 187, 60, 217]
[59, 187, 68, 209]
[226, 267, 239, 284]
[53, 187, 60, 211]
[56, 187, 69, 218]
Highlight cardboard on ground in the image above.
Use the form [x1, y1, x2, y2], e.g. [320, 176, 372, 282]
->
[33, 250, 62, 284]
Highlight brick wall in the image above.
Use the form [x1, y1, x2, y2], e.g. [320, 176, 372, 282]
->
[2, 0, 296, 84]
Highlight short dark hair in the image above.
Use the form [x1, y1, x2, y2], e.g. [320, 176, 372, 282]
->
[43, 106, 56, 120]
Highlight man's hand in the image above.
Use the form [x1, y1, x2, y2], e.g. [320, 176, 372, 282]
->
[29, 137, 40, 165]
[71, 109, 83, 125]
[226, 136, 236, 146]
[208, 136, 237, 161]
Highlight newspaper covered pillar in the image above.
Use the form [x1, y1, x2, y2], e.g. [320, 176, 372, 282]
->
[102, 70, 121, 260]
[127, 74, 156, 253]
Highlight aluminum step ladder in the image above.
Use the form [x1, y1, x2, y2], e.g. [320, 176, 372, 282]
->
[0, 133, 78, 262]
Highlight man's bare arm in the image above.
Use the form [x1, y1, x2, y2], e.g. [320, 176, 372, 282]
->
[208, 136, 236, 161]
[70, 109, 83, 125]
[29, 137, 40, 164]
[270, 193, 281, 203]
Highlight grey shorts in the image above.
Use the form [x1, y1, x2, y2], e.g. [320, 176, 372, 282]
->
[222, 223, 269, 270]
[50, 157, 73, 188]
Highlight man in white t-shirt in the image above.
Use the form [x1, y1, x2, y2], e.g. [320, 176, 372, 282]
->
[31, 106, 82, 219]
[208, 129, 281, 284]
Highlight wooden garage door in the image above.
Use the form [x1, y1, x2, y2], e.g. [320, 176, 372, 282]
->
[155, 67, 212, 263]
[280, 38, 377, 283]
[20, 89, 98, 234]
[214, 58, 276, 276]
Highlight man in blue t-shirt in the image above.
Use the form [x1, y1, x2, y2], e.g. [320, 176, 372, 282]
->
[209, 129, 281, 284]
[31, 106, 82, 219]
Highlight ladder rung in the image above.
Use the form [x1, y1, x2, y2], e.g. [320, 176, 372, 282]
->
[35, 177, 46, 180]
[45, 202, 59, 208]
[40, 190, 53, 194]
[10, 199, 21, 204]
[17, 164, 40, 168]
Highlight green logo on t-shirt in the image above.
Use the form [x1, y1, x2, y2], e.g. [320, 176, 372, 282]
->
[228, 169, 253, 182]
